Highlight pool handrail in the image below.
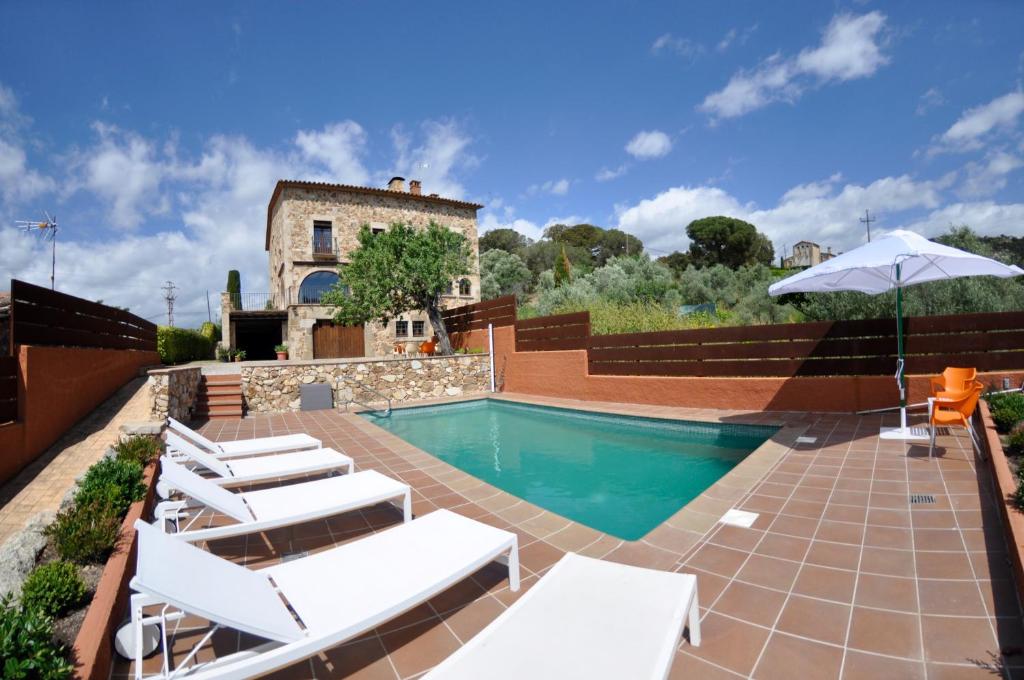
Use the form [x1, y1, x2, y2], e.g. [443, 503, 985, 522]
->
[339, 375, 392, 416]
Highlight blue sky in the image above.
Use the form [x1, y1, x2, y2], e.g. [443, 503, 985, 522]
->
[1, 1, 1022, 325]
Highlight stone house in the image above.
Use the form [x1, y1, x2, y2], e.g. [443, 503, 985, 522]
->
[222, 177, 482, 360]
[782, 240, 837, 269]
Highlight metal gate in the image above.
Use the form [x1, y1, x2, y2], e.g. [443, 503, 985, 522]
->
[312, 321, 364, 359]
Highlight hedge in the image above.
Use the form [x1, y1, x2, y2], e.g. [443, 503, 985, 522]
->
[157, 326, 214, 364]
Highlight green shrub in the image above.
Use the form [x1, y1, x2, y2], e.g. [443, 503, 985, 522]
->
[0, 595, 73, 679]
[157, 326, 214, 364]
[199, 321, 220, 342]
[74, 458, 145, 516]
[20, 562, 87, 618]
[112, 435, 162, 468]
[45, 500, 123, 564]
[274, 343, 288, 353]
[991, 393, 1024, 433]
[1008, 425, 1024, 456]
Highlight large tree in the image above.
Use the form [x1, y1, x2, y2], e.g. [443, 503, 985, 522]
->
[479, 228, 530, 254]
[323, 222, 473, 355]
[480, 249, 532, 300]
[685, 216, 774, 269]
[544, 223, 643, 266]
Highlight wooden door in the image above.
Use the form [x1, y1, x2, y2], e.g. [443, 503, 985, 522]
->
[312, 321, 365, 358]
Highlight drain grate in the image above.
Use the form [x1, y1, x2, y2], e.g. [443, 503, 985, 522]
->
[281, 550, 309, 562]
[909, 494, 936, 505]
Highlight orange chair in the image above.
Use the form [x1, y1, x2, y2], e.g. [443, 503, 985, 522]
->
[928, 380, 983, 458]
[930, 367, 977, 400]
[419, 338, 437, 355]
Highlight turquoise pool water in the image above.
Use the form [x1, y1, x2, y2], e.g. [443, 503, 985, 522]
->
[362, 400, 776, 540]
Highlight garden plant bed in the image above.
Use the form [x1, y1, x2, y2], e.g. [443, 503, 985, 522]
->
[980, 398, 1024, 609]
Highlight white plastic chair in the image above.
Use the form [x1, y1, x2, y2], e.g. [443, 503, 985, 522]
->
[168, 416, 321, 458]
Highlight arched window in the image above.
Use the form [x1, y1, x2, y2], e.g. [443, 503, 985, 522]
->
[458, 278, 471, 296]
[298, 271, 344, 304]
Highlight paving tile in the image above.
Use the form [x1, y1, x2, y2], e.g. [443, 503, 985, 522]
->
[841, 649, 926, 679]
[920, 615, 999, 664]
[855, 573, 919, 612]
[792, 563, 857, 603]
[848, 606, 923, 660]
[775, 594, 850, 645]
[714, 581, 788, 627]
[685, 612, 771, 677]
[752, 631, 843, 680]
[735, 553, 800, 592]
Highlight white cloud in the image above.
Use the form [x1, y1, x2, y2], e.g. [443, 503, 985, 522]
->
[916, 87, 945, 116]
[903, 201, 1024, 239]
[701, 12, 889, 120]
[390, 119, 478, 199]
[651, 34, 704, 60]
[615, 172, 950, 256]
[595, 164, 629, 182]
[717, 24, 757, 53]
[67, 122, 168, 229]
[294, 121, 368, 185]
[479, 212, 544, 241]
[0, 83, 53, 209]
[958, 151, 1024, 198]
[528, 178, 571, 196]
[625, 130, 673, 159]
[933, 90, 1024, 154]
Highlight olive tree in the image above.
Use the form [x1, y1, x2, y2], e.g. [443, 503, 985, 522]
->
[322, 222, 474, 355]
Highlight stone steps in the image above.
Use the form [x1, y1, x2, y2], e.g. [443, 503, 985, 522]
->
[195, 374, 243, 421]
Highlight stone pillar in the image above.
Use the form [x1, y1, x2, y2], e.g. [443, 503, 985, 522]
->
[219, 292, 232, 350]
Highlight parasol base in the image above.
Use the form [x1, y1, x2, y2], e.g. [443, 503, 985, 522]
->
[879, 426, 929, 440]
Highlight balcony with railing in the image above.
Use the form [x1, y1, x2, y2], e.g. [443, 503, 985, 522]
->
[226, 292, 290, 313]
[312, 233, 338, 259]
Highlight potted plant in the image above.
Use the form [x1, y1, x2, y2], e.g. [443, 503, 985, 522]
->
[274, 343, 289, 360]
[233, 349, 246, 363]
[216, 346, 230, 363]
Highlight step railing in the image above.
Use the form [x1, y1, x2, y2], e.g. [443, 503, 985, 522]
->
[338, 375, 392, 416]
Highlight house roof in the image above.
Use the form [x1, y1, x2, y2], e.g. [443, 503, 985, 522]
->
[265, 180, 484, 251]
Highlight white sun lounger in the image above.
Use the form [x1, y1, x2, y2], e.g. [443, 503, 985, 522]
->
[126, 510, 519, 679]
[424, 552, 700, 680]
[168, 416, 321, 458]
[162, 431, 353, 491]
[153, 458, 411, 542]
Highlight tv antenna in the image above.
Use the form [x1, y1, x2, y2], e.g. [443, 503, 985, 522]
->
[860, 209, 875, 242]
[15, 211, 58, 289]
[161, 281, 177, 327]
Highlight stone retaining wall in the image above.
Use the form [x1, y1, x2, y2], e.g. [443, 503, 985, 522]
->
[147, 366, 202, 420]
[242, 354, 490, 412]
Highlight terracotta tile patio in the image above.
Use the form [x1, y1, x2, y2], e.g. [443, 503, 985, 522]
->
[112, 393, 1023, 679]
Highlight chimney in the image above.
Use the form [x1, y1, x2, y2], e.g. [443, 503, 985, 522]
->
[409, 180, 422, 196]
[387, 176, 405, 192]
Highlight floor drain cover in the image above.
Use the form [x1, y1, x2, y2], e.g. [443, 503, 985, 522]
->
[909, 494, 936, 504]
[281, 551, 309, 562]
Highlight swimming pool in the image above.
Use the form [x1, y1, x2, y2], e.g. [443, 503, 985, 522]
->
[362, 400, 776, 540]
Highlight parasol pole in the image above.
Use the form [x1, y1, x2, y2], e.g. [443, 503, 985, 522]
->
[896, 262, 906, 431]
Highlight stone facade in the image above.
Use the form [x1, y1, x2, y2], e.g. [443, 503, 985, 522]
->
[263, 181, 482, 361]
[241, 354, 490, 413]
[147, 366, 202, 420]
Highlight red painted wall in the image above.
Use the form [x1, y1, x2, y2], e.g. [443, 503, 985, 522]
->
[0, 346, 159, 484]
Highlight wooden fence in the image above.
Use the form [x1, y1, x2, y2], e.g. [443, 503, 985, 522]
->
[442, 295, 517, 332]
[0, 356, 16, 424]
[516, 311, 591, 352]
[9, 279, 157, 352]
[511, 308, 1024, 377]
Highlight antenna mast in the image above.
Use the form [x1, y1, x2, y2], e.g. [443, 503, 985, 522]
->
[15, 212, 58, 289]
[161, 281, 178, 327]
[860, 210, 875, 242]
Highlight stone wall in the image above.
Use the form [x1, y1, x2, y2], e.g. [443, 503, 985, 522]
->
[147, 366, 202, 420]
[242, 354, 490, 413]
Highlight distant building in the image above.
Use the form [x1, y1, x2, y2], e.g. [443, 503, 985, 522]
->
[782, 241, 837, 269]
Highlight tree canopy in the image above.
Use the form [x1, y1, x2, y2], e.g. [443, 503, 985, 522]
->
[479, 228, 529, 254]
[480, 249, 532, 300]
[685, 216, 774, 269]
[545, 223, 644, 266]
[323, 222, 473, 355]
